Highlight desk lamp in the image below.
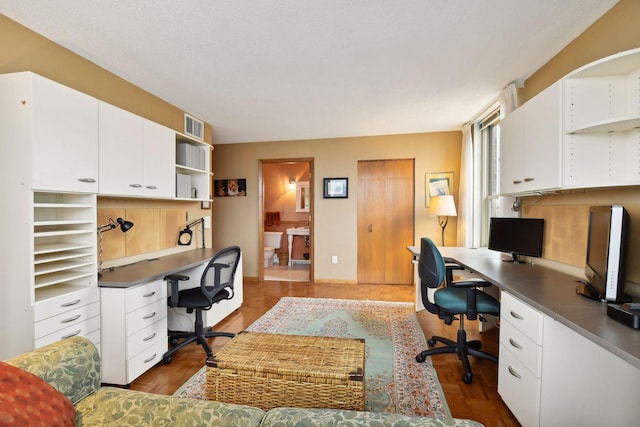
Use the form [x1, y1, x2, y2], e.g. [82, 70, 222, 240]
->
[97, 217, 134, 272]
[429, 195, 457, 246]
[177, 217, 206, 248]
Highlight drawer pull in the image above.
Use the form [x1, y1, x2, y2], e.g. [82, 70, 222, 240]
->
[61, 314, 81, 324]
[508, 365, 522, 379]
[129, 183, 142, 188]
[523, 177, 535, 182]
[145, 185, 157, 190]
[143, 312, 156, 320]
[142, 291, 156, 298]
[144, 353, 157, 364]
[61, 329, 82, 339]
[143, 332, 157, 342]
[77, 178, 96, 183]
[509, 310, 524, 320]
[60, 299, 81, 308]
[509, 338, 523, 349]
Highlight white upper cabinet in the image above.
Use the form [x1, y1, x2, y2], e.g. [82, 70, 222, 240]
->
[99, 102, 175, 198]
[0, 72, 99, 192]
[499, 82, 562, 195]
[143, 119, 176, 198]
[562, 49, 640, 188]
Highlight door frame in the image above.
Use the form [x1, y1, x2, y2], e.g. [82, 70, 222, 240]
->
[258, 158, 314, 282]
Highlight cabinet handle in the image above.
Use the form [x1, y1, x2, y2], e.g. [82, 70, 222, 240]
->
[61, 329, 82, 339]
[512, 180, 522, 185]
[523, 177, 535, 182]
[509, 310, 524, 320]
[144, 353, 158, 364]
[508, 365, 522, 379]
[61, 314, 81, 324]
[60, 299, 81, 308]
[143, 312, 156, 320]
[368, 224, 373, 232]
[143, 332, 157, 342]
[129, 183, 142, 188]
[145, 185, 157, 190]
[142, 291, 156, 298]
[77, 178, 96, 183]
[509, 338, 523, 349]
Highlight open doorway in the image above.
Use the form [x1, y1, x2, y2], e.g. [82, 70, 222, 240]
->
[259, 158, 314, 282]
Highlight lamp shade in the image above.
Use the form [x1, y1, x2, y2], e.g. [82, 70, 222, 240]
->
[429, 195, 457, 217]
[117, 217, 134, 232]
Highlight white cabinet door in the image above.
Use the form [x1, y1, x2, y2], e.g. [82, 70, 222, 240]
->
[99, 102, 144, 196]
[499, 82, 562, 195]
[31, 74, 99, 192]
[499, 106, 525, 194]
[143, 119, 175, 198]
[540, 316, 640, 426]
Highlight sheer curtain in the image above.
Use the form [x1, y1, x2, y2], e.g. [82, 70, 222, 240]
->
[456, 123, 474, 247]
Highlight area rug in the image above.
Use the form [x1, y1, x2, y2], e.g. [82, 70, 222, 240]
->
[173, 297, 450, 418]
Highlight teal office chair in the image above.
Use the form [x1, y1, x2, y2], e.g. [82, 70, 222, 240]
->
[162, 246, 241, 363]
[415, 237, 499, 384]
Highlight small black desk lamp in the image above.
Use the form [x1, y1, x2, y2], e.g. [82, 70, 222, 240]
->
[177, 217, 206, 248]
[97, 217, 134, 272]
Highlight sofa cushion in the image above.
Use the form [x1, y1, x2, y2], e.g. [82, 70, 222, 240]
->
[259, 407, 486, 427]
[5, 336, 101, 405]
[0, 361, 75, 427]
[74, 387, 265, 427]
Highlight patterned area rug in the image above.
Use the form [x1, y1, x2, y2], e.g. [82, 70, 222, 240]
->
[173, 297, 450, 418]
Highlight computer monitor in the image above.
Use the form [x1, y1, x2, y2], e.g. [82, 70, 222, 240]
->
[488, 217, 544, 263]
[577, 205, 629, 302]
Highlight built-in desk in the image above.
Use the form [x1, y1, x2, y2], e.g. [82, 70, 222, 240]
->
[409, 246, 640, 427]
[98, 248, 243, 386]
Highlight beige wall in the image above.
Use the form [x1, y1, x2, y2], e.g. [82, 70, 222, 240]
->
[518, 0, 640, 295]
[212, 132, 461, 280]
[0, 14, 213, 263]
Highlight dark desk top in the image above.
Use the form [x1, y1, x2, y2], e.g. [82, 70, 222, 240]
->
[408, 246, 640, 369]
[98, 248, 218, 288]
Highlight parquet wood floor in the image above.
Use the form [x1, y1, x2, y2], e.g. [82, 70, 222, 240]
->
[129, 279, 520, 427]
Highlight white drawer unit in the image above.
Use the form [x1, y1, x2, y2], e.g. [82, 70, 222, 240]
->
[33, 286, 101, 351]
[100, 279, 168, 385]
[498, 292, 544, 427]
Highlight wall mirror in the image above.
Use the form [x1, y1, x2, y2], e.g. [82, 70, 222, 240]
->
[296, 181, 310, 212]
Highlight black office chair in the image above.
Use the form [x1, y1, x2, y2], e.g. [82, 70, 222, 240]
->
[162, 246, 241, 363]
[415, 237, 499, 384]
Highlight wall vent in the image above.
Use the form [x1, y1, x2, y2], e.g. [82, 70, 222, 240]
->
[184, 113, 204, 141]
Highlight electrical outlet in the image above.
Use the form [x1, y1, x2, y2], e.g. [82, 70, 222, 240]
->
[331, 255, 338, 264]
[203, 216, 211, 229]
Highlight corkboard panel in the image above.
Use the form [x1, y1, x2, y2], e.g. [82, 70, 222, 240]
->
[523, 204, 589, 268]
[125, 209, 161, 257]
[161, 209, 185, 249]
[97, 208, 127, 261]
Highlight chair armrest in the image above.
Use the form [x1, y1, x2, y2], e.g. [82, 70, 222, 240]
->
[165, 274, 190, 306]
[5, 336, 101, 405]
[451, 278, 493, 288]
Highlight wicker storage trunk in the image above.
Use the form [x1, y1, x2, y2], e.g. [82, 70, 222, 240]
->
[206, 332, 365, 411]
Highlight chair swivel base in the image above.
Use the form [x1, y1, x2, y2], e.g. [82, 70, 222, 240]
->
[415, 329, 497, 384]
[162, 327, 235, 364]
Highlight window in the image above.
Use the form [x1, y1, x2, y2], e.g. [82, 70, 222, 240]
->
[476, 105, 501, 246]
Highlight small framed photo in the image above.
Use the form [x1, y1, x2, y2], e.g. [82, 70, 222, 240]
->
[323, 178, 348, 198]
[201, 200, 211, 209]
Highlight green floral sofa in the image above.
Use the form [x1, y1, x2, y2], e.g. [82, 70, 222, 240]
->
[4, 337, 484, 427]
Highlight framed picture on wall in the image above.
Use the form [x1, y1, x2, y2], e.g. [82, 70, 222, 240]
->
[425, 172, 453, 207]
[214, 178, 247, 197]
[323, 178, 348, 198]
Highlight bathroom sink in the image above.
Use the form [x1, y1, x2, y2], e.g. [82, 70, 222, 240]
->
[286, 227, 309, 236]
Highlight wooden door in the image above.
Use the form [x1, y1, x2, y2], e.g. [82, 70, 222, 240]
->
[357, 159, 414, 284]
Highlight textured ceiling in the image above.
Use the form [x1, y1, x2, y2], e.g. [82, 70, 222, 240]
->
[1, 1, 618, 144]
